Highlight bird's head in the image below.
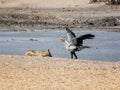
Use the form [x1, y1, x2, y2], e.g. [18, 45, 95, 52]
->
[60, 38, 65, 42]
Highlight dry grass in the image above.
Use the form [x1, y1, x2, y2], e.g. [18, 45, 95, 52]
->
[0, 55, 120, 90]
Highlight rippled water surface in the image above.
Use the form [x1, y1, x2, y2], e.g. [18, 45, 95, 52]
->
[0, 30, 120, 62]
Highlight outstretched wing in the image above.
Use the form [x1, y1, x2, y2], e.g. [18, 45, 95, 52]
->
[76, 34, 95, 46]
[65, 27, 76, 42]
[79, 34, 95, 40]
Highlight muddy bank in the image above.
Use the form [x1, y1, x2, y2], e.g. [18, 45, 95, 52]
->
[0, 7, 120, 31]
[0, 8, 63, 31]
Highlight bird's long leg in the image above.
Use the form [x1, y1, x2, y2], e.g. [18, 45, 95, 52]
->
[73, 52, 78, 59]
[70, 52, 73, 59]
[71, 51, 77, 59]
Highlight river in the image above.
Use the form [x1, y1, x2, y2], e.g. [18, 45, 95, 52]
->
[0, 30, 120, 62]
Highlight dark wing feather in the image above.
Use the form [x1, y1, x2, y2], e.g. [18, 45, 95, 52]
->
[76, 34, 95, 46]
[65, 27, 76, 38]
[80, 34, 95, 40]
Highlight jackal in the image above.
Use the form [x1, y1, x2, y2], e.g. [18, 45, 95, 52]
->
[25, 49, 52, 57]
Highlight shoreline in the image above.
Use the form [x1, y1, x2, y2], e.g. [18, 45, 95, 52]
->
[0, 27, 120, 32]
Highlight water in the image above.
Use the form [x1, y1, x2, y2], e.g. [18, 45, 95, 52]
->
[0, 30, 120, 62]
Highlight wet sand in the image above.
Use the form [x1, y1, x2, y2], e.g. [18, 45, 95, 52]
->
[0, 55, 120, 90]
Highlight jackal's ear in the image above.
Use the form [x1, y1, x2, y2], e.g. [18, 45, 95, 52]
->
[47, 49, 50, 51]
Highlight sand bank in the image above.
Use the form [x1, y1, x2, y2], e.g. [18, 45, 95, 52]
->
[0, 55, 120, 90]
[0, 0, 120, 31]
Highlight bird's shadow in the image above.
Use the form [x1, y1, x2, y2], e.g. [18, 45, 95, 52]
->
[82, 46, 91, 49]
[77, 46, 92, 51]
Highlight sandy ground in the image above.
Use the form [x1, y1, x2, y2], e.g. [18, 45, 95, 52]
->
[0, 55, 120, 90]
